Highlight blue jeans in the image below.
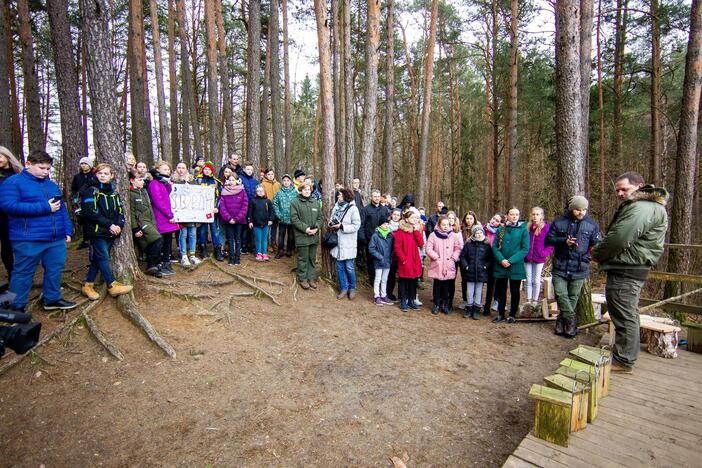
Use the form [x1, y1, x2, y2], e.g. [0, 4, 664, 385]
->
[10, 240, 67, 308]
[178, 225, 197, 255]
[86, 238, 115, 285]
[253, 225, 269, 254]
[336, 259, 356, 291]
[198, 221, 221, 247]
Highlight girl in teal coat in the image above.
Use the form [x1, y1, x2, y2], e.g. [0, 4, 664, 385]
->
[491, 207, 530, 323]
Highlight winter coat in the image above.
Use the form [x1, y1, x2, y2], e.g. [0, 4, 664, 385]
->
[492, 222, 530, 280]
[545, 212, 601, 280]
[273, 185, 298, 224]
[426, 213, 441, 236]
[290, 193, 323, 246]
[218, 184, 248, 224]
[70, 170, 97, 199]
[240, 173, 259, 201]
[393, 220, 424, 278]
[359, 203, 391, 245]
[459, 238, 494, 283]
[247, 196, 274, 227]
[330, 201, 361, 261]
[485, 224, 499, 245]
[353, 190, 364, 210]
[0, 169, 73, 242]
[261, 178, 282, 207]
[525, 222, 554, 264]
[129, 187, 161, 248]
[368, 229, 394, 269]
[80, 180, 125, 240]
[146, 175, 179, 234]
[425, 230, 462, 281]
[592, 185, 668, 274]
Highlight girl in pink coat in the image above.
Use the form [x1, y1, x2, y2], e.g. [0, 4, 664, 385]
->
[426, 216, 462, 315]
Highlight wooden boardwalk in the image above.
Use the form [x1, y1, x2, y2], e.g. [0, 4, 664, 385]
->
[504, 349, 702, 468]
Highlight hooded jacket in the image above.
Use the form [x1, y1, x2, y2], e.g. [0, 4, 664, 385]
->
[546, 212, 601, 280]
[147, 171, 179, 234]
[426, 228, 462, 281]
[592, 185, 668, 275]
[80, 179, 125, 240]
[368, 227, 394, 269]
[460, 238, 494, 283]
[261, 178, 282, 205]
[525, 222, 554, 264]
[247, 195, 274, 227]
[492, 221, 530, 280]
[290, 192, 323, 246]
[240, 172, 259, 201]
[273, 185, 298, 224]
[330, 200, 361, 261]
[129, 187, 161, 247]
[219, 182, 249, 225]
[393, 219, 424, 278]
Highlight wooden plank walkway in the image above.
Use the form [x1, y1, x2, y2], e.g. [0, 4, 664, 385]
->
[504, 349, 702, 468]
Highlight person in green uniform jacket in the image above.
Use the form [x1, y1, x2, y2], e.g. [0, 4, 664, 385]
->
[491, 207, 530, 323]
[290, 182, 323, 290]
[129, 174, 164, 278]
[592, 172, 668, 374]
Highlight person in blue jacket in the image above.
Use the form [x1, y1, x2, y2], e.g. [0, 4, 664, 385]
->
[0, 150, 77, 311]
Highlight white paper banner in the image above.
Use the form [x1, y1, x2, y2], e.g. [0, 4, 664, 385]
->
[170, 184, 216, 223]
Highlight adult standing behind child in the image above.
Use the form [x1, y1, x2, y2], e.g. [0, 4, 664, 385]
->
[129, 175, 164, 278]
[148, 162, 179, 276]
[290, 183, 323, 290]
[247, 185, 274, 261]
[219, 174, 248, 265]
[425, 216, 462, 315]
[79, 164, 133, 300]
[459, 224, 493, 320]
[329, 188, 361, 300]
[524, 207, 554, 305]
[171, 162, 201, 266]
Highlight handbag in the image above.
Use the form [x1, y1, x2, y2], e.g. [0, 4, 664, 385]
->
[322, 204, 352, 248]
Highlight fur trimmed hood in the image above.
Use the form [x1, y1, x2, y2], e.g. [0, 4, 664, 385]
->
[628, 184, 668, 206]
[171, 172, 194, 184]
[398, 219, 415, 233]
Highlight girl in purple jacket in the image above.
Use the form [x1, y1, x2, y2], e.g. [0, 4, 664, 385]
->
[218, 174, 248, 265]
[148, 162, 180, 276]
[524, 207, 554, 305]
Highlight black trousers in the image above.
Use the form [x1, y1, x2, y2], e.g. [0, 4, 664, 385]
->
[433, 279, 453, 306]
[269, 219, 279, 248]
[277, 223, 295, 253]
[0, 214, 12, 280]
[494, 277, 521, 318]
[225, 223, 243, 261]
[398, 277, 417, 303]
[483, 273, 497, 314]
[387, 260, 398, 298]
[160, 232, 174, 264]
[145, 237, 163, 270]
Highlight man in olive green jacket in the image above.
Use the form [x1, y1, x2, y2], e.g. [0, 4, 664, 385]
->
[290, 183, 323, 289]
[593, 171, 668, 373]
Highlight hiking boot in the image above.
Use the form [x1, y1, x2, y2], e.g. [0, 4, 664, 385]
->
[308, 279, 318, 289]
[189, 255, 201, 265]
[462, 306, 471, 318]
[348, 289, 356, 300]
[82, 282, 100, 301]
[180, 255, 191, 267]
[611, 360, 633, 374]
[299, 280, 310, 290]
[214, 246, 225, 262]
[554, 316, 566, 336]
[564, 318, 578, 338]
[337, 290, 348, 300]
[471, 305, 481, 320]
[492, 315, 506, 323]
[108, 281, 133, 297]
[146, 266, 163, 278]
[431, 304, 440, 315]
[44, 298, 78, 311]
[374, 297, 384, 306]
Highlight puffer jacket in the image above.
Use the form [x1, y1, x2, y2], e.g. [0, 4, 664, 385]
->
[426, 229, 462, 281]
[219, 183, 248, 224]
[247, 195, 274, 227]
[492, 221, 530, 280]
[80, 180, 125, 239]
[368, 228, 394, 269]
[290, 192, 323, 246]
[393, 219, 424, 278]
[459, 238, 494, 283]
[525, 222, 554, 264]
[129, 187, 161, 247]
[0, 169, 73, 242]
[240, 173, 259, 201]
[593, 185, 668, 273]
[273, 185, 298, 224]
[546, 212, 601, 280]
[147, 172, 179, 234]
[330, 201, 361, 261]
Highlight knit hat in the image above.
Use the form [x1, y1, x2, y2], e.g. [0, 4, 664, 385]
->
[568, 195, 589, 211]
[203, 161, 215, 174]
[282, 173, 292, 181]
[79, 156, 93, 168]
[471, 224, 485, 236]
[294, 169, 305, 179]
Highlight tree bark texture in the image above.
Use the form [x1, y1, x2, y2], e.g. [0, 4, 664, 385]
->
[149, 0, 173, 164]
[359, 0, 380, 200]
[216, 0, 236, 160]
[596, 0, 606, 217]
[343, 0, 355, 185]
[555, 0, 585, 199]
[282, 0, 292, 172]
[260, 28, 271, 168]
[611, 0, 628, 165]
[3, 1, 22, 159]
[128, 0, 155, 163]
[332, 0, 343, 182]
[506, 0, 519, 207]
[667, 0, 702, 298]
[0, 2, 11, 148]
[650, 0, 663, 186]
[580, 0, 593, 174]
[167, 0, 180, 162]
[176, 0, 194, 162]
[270, 0, 284, 174]
[17, 0, 45, 151]
[416, 0, 439, 208]
[204, 0, 220, 164]
[246, 0, 262, 170]
[490, 0, 500, 212]
[383, 0, 395, 194]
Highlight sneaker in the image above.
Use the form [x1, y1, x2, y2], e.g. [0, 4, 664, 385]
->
[308, 279, 318, 289]
[507, 317, 516, 324]
[457, 301, 469, 310]
[374, 297, 384, 306]
[400, 300, 408, 312]
[189, 255, 201, 265]
[348, 289, 356, 300]
[160, 264, 176, 276]
[408, 300, 419, 310]
[262, 254, 270, 261]
[146, 266, 163, 278]
[431, 305, 440, 315]
[387, 294, 398, 303]
[381, 296, 393, 305]
[44, 298, 78, 311]
[255, 253, 264, 261]
[275, 250, 284, 259]
[414, 296, 423, 306]
[491, 300, 499, 312]
[241, 250, 249, 256]
[180, 255, 191, 267]
[337, 290, 348, 300]
[492, 316, 506, 323]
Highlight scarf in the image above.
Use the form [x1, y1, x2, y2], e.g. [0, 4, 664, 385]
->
[434, 228, 450, 240]
[389, 220, 399, 232]
[376, 225, 391, 239]
[486, 223, 499, 235]
[221, 182, 244, 196]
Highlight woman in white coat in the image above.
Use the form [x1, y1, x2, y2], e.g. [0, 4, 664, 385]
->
[329, 188, 361, 300]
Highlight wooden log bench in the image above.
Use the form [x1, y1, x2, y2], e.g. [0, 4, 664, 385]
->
[600, 312, 681, 358]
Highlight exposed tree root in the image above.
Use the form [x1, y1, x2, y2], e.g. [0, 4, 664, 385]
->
[159, 289, 218, 300]
[236, 271, 287, 286]
[116, 294, 176, 358]
[175, 257, 213, 272]
[212, 262, 281, 306]
[81, 295, 124, 361]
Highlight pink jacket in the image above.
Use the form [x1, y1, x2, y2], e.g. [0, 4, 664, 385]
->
[426, 230, 462, 280]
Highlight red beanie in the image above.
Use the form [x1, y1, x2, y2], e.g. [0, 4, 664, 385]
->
[203, 162, 215, 174]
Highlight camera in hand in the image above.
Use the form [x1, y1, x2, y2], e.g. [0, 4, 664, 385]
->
[0, 292, 42, 358]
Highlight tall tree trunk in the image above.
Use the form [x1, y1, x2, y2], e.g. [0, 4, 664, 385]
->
[580, 0, 593, 182]
[246, 0, 262, 169]
[314, 0, 335, 211]
[383, 0, 395, 194]
[332, 0, 343, 181]
[666, 0, 702, 300]
[3, 1, 22, 159]
[650, 0, 663, 186]
[490, 0, 500, 212]
[0, 1, 11, 147]
[416, 0, 439, 208]
[81, 38, 89, 155]
[260, 27, 271, 168]
[47, 0, 85, 200]
[359, 0, 380, 200]
[596, 0, 606, 217]
[555, 0, 585, 199]
[343, 0, 355, 185]
[149, 0, 173, 164]
[612, 0, 628, 165]
[506, 0, 519, 207]
[128, 0, 155, 163]
[176, 0, 194, 162]
[167, 0, 180, 162]
[17, 0, 45, 151]
[270, 0, 284, 174]
[282, 0, 292, 172]
[204, 0, 220, 164]
[448, 49, 461, 208]
[216, 0, 235, 159]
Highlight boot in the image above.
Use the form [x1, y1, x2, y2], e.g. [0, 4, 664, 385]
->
[400, 299, 409, 312]
[408, 300, 419, 310]
[432, 304, 440, 315]
[275, 249, 284, 259]
[564, 318, 578, 338]
[108, 281, 133, 297]
[471, 305, 481, 320]
[442, 302, 451, 315]
[214, 246, 225, 262]
[228, 241, 236, 265]
[82, 282, 100, 301]
[198, 244, 208, 259]
[462, 305, 471, 318]
[554, 315, 566, 336]
[308, 279, 318, 289]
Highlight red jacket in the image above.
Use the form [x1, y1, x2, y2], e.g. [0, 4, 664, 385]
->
[393, 220, 424, 278]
